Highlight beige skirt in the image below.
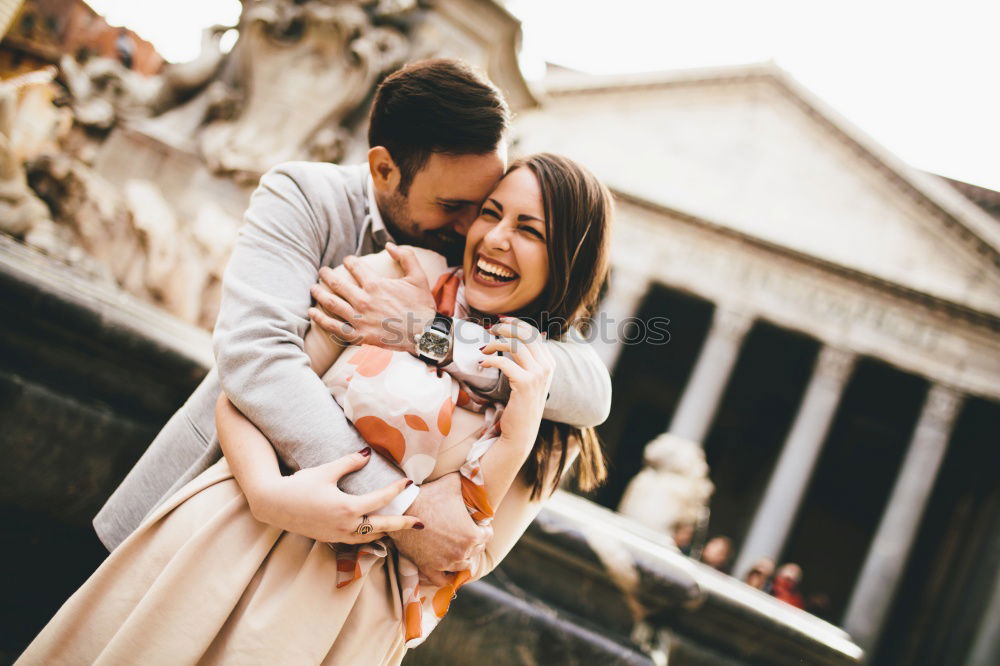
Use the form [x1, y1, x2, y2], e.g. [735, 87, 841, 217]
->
[17, 458, 408, 666]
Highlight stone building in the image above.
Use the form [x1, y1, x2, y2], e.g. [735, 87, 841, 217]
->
[515, 63, 1000, 664]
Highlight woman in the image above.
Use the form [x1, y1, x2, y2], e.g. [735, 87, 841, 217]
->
[18, 153, 613, 665]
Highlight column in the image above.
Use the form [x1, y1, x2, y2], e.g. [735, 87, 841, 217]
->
[592, 265, 651, 371]
[967, 564, 1000, 666]
[843, 383, 963, 656]
[734, 345, 857, 577]
[617, 305, 751, 530]
[668, 306, 754, 444]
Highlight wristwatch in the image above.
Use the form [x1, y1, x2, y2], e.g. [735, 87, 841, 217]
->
[413, 313, 454, 366]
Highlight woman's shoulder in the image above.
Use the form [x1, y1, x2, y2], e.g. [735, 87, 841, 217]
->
[354, 246, 451, 282]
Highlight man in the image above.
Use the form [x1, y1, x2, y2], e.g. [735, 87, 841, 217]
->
[94, 59, 611, 584]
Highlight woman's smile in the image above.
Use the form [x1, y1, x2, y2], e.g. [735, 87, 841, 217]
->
[472, 253, 520, 285]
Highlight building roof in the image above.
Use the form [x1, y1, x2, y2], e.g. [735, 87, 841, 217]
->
[935, 174, 1000, 223]
[538, 62, 1000, 271]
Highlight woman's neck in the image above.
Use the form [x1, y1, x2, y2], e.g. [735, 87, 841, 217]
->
[465, 306, 502, 329]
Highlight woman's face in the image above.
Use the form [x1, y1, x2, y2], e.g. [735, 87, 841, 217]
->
[462, 167, 549, 315]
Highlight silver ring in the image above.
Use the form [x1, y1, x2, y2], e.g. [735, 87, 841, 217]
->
[355, 514, 373, 535]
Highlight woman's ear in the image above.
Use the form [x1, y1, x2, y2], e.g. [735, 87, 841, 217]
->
[367, 146, 401, 193]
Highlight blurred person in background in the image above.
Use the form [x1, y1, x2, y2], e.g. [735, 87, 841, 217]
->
[700, 535, 733, 573]
[743, 557, 775, 591]
[770, 562, 805, 609]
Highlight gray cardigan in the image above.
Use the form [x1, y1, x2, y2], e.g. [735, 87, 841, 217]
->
[93, 161, 612, 552]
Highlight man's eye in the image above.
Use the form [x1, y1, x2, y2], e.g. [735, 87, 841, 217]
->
[441, 203, 463, 212]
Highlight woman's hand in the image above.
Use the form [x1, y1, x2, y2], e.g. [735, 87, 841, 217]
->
[248, 448, 423, 544]
[480, 316, 555, 449]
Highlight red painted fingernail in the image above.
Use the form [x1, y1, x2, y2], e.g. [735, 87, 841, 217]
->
[414, 522, 425, 530]
[479, 345, 486, 351]
[405, 479, 413, 487]
[358, 447, 371, 456]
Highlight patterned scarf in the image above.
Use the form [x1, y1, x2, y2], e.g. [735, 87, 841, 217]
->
[322, 268, 503, 647]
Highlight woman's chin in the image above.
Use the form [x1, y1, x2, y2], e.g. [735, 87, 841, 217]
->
[466, 286, 523, 316]
[465, 290, 506, 316]
[465, 274, 544, 317]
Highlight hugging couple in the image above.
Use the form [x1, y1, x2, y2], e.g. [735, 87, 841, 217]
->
[19, 59, 614, 665]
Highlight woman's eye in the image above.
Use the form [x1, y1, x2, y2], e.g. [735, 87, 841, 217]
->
[480, 207, 500, 219]
[520, 225, 545, 240]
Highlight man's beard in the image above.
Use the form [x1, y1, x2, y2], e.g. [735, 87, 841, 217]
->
[380, 191, 465, 265]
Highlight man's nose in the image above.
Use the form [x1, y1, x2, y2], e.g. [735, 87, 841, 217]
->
[451, 212, 476, 237]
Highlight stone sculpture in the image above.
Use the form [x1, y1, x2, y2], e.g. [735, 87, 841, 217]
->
[0, 68, 70, 257]
[57, 24, 229, 132]
[8, 0, 532, 329]
[618, 432, 715, 542]
[197, 0, 412, 183]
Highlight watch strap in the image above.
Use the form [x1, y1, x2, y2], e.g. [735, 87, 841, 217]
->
[430, 313, 453, 335]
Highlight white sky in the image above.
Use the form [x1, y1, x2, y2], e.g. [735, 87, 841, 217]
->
[85, 0, 999, 190]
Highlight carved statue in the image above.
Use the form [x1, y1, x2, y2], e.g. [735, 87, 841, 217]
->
[618, 432, 715, 542]
[197, 0, 412, 183]
[0, 69, 71, 257]
[58, 24, 229, 132]
[12, 0, 532, 329]
[5, 67, 237, 326]
[26, 150, 240, 327]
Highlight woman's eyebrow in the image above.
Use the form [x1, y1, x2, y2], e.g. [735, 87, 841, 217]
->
[488, 198, 542, 223]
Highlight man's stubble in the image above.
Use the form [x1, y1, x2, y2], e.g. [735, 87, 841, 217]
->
[378, 188, 465, 265]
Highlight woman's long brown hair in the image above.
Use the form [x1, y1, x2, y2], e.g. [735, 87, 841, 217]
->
[506, 153, 613, 500]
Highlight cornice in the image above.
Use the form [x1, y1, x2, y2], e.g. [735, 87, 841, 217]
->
[613, 188, 1000, 334]
[540, 63, 1000, 271]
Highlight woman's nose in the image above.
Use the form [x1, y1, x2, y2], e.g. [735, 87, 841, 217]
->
[483, 221, 512, 251]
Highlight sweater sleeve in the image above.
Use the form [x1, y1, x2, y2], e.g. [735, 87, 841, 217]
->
[212, 162, 411, 504]
[457, 326, 612, 429]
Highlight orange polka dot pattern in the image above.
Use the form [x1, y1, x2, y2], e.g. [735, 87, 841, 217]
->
[322, 268, 504, 648]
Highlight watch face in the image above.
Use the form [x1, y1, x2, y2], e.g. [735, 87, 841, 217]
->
[418, 330, 450, 361]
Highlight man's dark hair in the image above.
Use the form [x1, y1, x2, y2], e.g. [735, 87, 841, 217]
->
[368, 59, 510, 193]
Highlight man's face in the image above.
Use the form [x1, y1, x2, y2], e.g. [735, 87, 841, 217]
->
[377, 150, 505, 262]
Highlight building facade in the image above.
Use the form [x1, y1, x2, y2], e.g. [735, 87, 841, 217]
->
[515, 63, 1000, 665]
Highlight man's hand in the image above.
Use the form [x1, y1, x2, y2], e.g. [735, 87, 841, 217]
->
[309, 243, 436, 352]
[393, 471, 492, 586]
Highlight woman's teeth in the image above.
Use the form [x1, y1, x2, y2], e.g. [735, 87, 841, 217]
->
[476, 257, 517, 283]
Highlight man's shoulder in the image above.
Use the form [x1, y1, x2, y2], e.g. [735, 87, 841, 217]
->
[258, 161, 368, 238]
[263, 161, 367, 202]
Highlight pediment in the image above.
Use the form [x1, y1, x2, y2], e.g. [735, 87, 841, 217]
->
[514, 65, 1000, 317]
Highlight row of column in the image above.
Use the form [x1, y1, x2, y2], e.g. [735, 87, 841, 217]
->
[598, 279, 966, 657]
